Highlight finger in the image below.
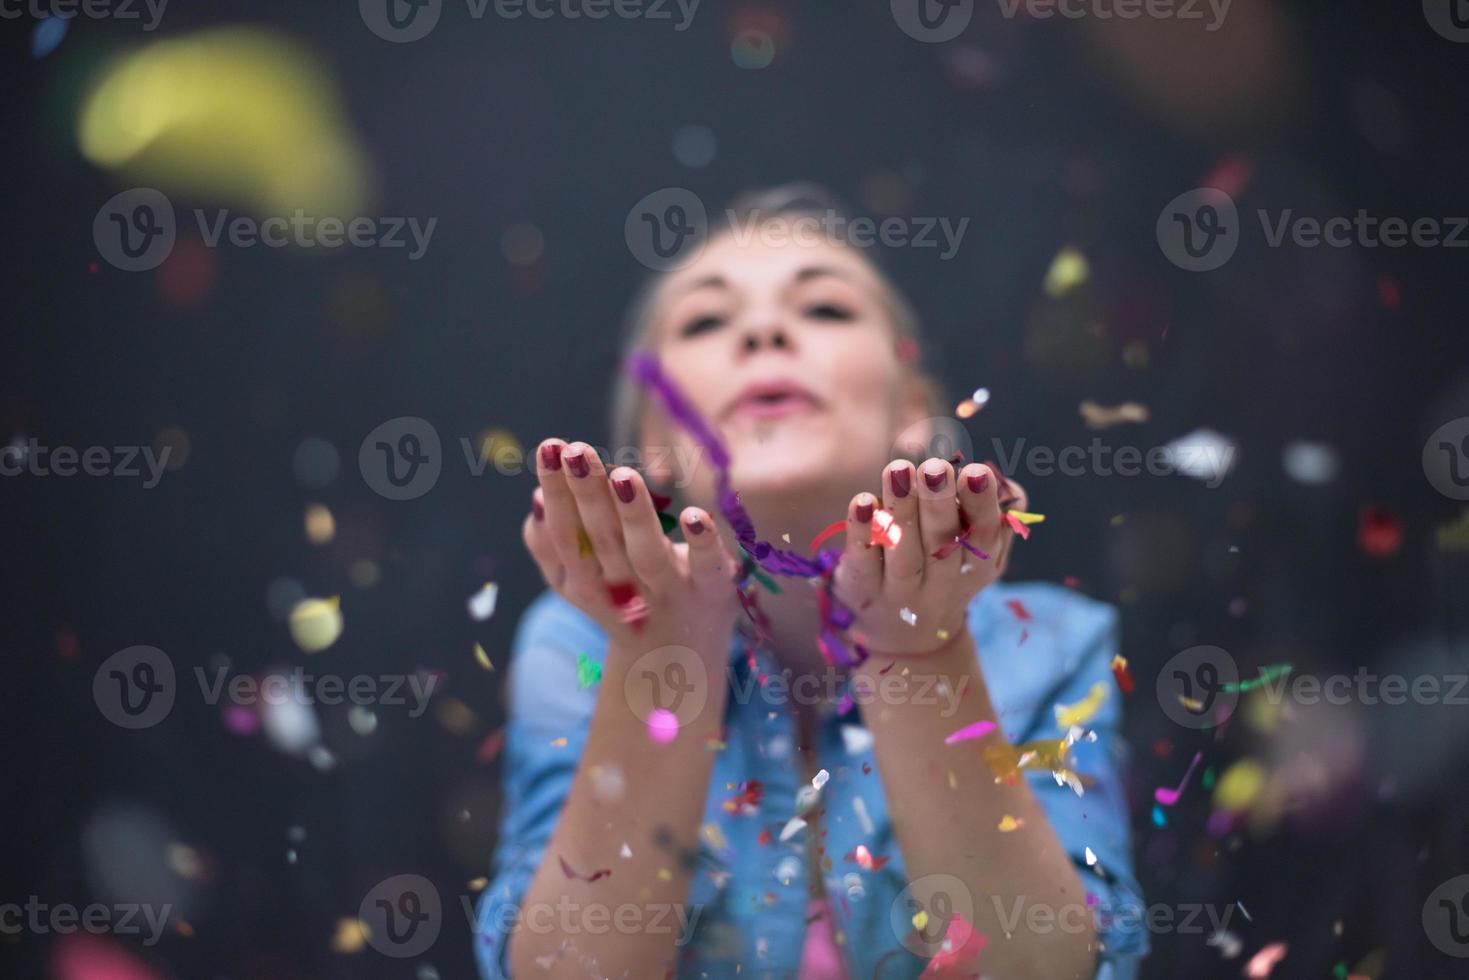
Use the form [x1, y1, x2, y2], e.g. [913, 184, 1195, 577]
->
[681, 506, 733, 594]
[609, 466, 677, 594]
[917, 457, 960, 579]
[523, 495, 566, 592]
[880, 460, 923, 591]
[957, 463, 1002, 571]
[536, 438, 601, 599]
[561, 442, 637, 586]
[835, 491, 882, 606]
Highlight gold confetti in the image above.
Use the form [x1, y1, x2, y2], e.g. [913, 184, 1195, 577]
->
[998, 815, 1024, 832]
[304, 503, 335, 544]
[1043, 246, 1090, 297]
[330, 917, 367, 953]
[657, 868, 673, 882]
[912, 909, 929, 931]
[468, 876, 489, 891]
[1054, 681, 1108, 728]
[577, 530, 594, 558]
[1079, 400, 1150, 430]
[473, 642, 493, 671]
[550, 736, 567, 747]
[289, 596, 342, 653]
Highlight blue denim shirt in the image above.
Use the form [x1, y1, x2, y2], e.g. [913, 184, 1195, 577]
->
[475, 581, 1147, 978]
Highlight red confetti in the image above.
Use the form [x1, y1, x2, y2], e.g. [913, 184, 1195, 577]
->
[1112, 660, 1135, 694]
[607, 581, 649, 628]
[558, 856, 611, 882]
[1357, 505, 1403, 558]
[1005, 599, 1033, 621]
[810, 518, 848, 552]
[476, 728, 506, 764]
[1003, 512, 1031, 539]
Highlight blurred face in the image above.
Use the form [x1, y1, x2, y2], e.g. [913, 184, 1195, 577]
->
[641, 222, 926, 514]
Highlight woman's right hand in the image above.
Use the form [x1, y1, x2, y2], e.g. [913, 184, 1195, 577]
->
[522, 439, 742, 653]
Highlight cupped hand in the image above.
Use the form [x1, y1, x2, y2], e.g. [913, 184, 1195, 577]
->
[832, 457, 1027, 657]
[522, 439, 742, 652]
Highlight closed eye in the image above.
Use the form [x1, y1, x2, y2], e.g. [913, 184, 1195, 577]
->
[679, 313, 727, 338]
[805, 303, 855, 322]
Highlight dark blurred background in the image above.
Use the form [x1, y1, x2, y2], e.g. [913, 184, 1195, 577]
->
[6, 0, 1469, 977]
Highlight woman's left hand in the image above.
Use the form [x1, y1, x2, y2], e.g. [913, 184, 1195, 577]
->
[831, 457, 1025, 657]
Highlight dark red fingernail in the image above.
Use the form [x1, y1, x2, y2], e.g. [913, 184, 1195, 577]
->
[968, 472, 989, 494]
[890, 467, 911, 498]
[532, 496, 545, 521]
[567, 452, 590, 478]
[613, 476, 635, 503]
[855, 500, 874, 523]
[688, 516, 706, 535]
[923, 466, 947, 492]
[540, 443, 562, 471]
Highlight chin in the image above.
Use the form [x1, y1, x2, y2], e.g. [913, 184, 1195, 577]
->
[725, 432, 870, 503]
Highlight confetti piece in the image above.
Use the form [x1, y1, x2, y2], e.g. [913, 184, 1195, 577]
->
[1221, 664, 1292, 692]
[1085, 846, 1098, 866]
[810, 519, 848, 552]
[1079, 400, 1150, 429]
[606, 581, 648, 628]
[1005, 598, 1033, 622]
[1044, 246, 1090, 297]
[467, 582, 499, 621]
[558, 856, 611, 883]
[619, 843, 632, 858]
[853, 844, 874, 870]
[1207, 929, 1243, 958]
[473, 642, 493, 671]
[1054, 681, 1109, 728]
[997, 815, 1024, 832]
[576, 653, 602, 690]
[1358, 505, 1403, 557]
[289, 596, 342, 653]
[1002, 512, 1031, 538]
[1244, 942, 1288, 978]
[475, 729, 506, 764]
[330, 917, 367, 953]
[899, 607, 917, 626]
[1151, 804, 1166, 827]
[779, 816, 807, 842]
[1006, 510, 1046, 525]
[870, 509, 903, 549]
[944, 720, 997, 745]
[647, 708, 678, 743]
[1154, 750, 1204, 806]
[31, 16, 69, 59]
[1110, 654, 1134, 693]
[919, 913, 987, 975]
[577, 529, 594, 557]
[812, 769, 830, 791]
[853, 796, 875, 835]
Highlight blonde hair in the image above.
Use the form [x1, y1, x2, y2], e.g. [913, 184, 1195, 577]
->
[609, 183, 947, 483]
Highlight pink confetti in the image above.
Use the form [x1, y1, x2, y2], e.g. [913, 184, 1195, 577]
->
[1243, 941, 1287, 978]
[647, 708, 679, 743]
[558, 856, 611, 882]
[1003, 512, 1031, 539]
[944, 720, 997, 745]
[1154, 750, 1204, 806]
[919, 913, 988, 976]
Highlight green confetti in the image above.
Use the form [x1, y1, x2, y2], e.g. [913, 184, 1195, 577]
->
[1222, 663, 1293, 693]
[739, 547, 783, 594]
[1332, 963, 1347, 980]
[657, 511, 679, 536]
[1202, 767, 1216, 790]
[576, 652, 602, 690]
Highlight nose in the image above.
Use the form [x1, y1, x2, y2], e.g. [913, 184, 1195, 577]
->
[739, 326, 792, 354]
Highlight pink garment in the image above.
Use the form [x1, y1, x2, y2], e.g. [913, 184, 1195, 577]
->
[798, 898, 849, 979]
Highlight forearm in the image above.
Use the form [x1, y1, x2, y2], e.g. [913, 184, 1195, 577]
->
[854, 628, 1098, 979]
[509, 638, 729, 977]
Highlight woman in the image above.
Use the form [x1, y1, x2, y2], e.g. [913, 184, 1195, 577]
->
[475, 187, 1146, 979]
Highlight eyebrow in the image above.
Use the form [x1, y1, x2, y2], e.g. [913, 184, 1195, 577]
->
[793, 265, 852, 284]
